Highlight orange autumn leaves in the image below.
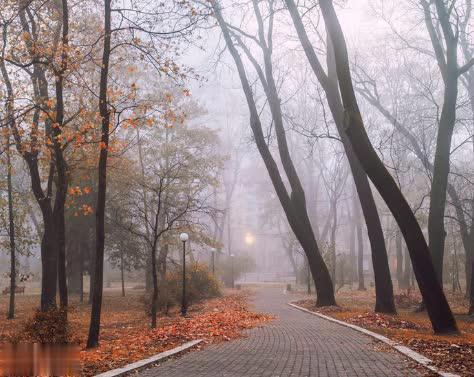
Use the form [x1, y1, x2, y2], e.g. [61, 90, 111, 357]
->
[67, 186, 93, 216]
[296, 296, 473, 377]
[81, 292, 272, 376]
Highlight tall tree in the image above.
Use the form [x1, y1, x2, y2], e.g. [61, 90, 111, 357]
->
[6, 130, 16, 321]
[211, 0, 336, 306]
[285, 0, 395, 313]
[316, 0, 457, 334]
[421, 0, 474, 283]
[87, 0, 111, 348]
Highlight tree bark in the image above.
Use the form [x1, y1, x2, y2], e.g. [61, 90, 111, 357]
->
[317, 0, 457, 334]
[120, 251, 125, 297]
[1, 31, 17, 319]
[395, 230, 403, 289]
[469, 255, 474, 315]
[285, 0, 395, 313]
[53, 0, 70, 310]
[6, 135, 16, 320]
[421, 0, 460, 285]
[354, 196, 366, 291]
[151, 243, 158, 328]
[87, 0, 112, 348]
[330, 202, 337, 286]
[88, 240, 95, 304]
[349, 213, 356, 285]
[66, 243, 82, 295]
[402, 245, 411, 291]
[80, 242, 84, 303]
[212, 0, 335, 306]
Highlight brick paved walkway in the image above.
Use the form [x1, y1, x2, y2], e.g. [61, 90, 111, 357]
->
[138, 286, 420, 377]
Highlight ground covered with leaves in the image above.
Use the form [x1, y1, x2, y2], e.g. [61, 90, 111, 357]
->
[295, 288, 473, 377]
[0, 289, 272, 376]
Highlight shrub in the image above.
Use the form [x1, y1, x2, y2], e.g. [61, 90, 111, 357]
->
[141, 262, 221, 315]
[217, 254, 256, 287]
[168, 262, 221, 305]
[22, 308, 71, 344]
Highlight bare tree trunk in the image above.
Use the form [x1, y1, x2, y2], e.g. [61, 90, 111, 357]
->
[355, 197, 365, 291]
[285, 0, 394, 313]
[151, 244, 158, 328]
[469, 255, 474, 315]
[136, 128, 153, 292]
[56, 203, 68, 308]
[212, 0, 335, 306]
[330, 203, 337, 286]
[1, 30, 17, 319]
[121, 251, 125, 297]
[402, 245, 411, 291]
[317, 0, 457, 334]
[419, 1, 461, 285]
[349, 202, 356, 285]
[87, 0, 111, 348]
[6, 135, 16, 320]
[80, 242, 84, 303]
[306, 256, 311, 295]
[158, 243, 169, 313]
[88, 241, 94, 304]
[39, 203, 58, 311]
[395, 230, 403, 289]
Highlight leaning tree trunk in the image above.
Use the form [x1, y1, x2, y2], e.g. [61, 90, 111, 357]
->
[395, 230, 403, 289]
[421, 0, 460, 286]
[212, 0, 335, 306]
[285, 0, 395, 313]
[355, 198, 365, 291]
[318, 0, 457, 334]
[427, 74, 458, 283]
[87, 0, 111, 348]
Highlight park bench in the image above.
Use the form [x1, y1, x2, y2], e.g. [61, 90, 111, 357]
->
[2, 286, 25, 295]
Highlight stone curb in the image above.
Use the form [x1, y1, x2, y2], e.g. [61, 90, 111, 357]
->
[288, 303, 459, 377]
[93, 339, 203, 377]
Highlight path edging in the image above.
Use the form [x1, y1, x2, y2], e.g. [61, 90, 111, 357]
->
[93, 339, 203, 377]
[288, 302, 459, 377]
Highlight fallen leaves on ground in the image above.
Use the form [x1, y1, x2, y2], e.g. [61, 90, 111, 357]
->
[81, 292, 272, 376]
[296, 291, 474, 377]
[0, 289, 272, 376]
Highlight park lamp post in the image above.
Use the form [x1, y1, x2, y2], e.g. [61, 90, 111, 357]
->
[180, 232, 189, 317]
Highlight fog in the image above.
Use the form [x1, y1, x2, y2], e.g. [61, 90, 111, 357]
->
[0, 0, 472, 322]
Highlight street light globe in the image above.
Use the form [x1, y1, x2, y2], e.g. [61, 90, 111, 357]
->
[244, 233, 255, 246]
[180, 232, 189, 242]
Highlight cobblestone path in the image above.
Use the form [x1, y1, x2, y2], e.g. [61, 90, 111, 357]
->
[138, 286, 420, 377]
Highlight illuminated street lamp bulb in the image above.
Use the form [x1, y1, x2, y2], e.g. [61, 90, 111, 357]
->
[244, 233, 255, 246]
[180, 232, 189, 242]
